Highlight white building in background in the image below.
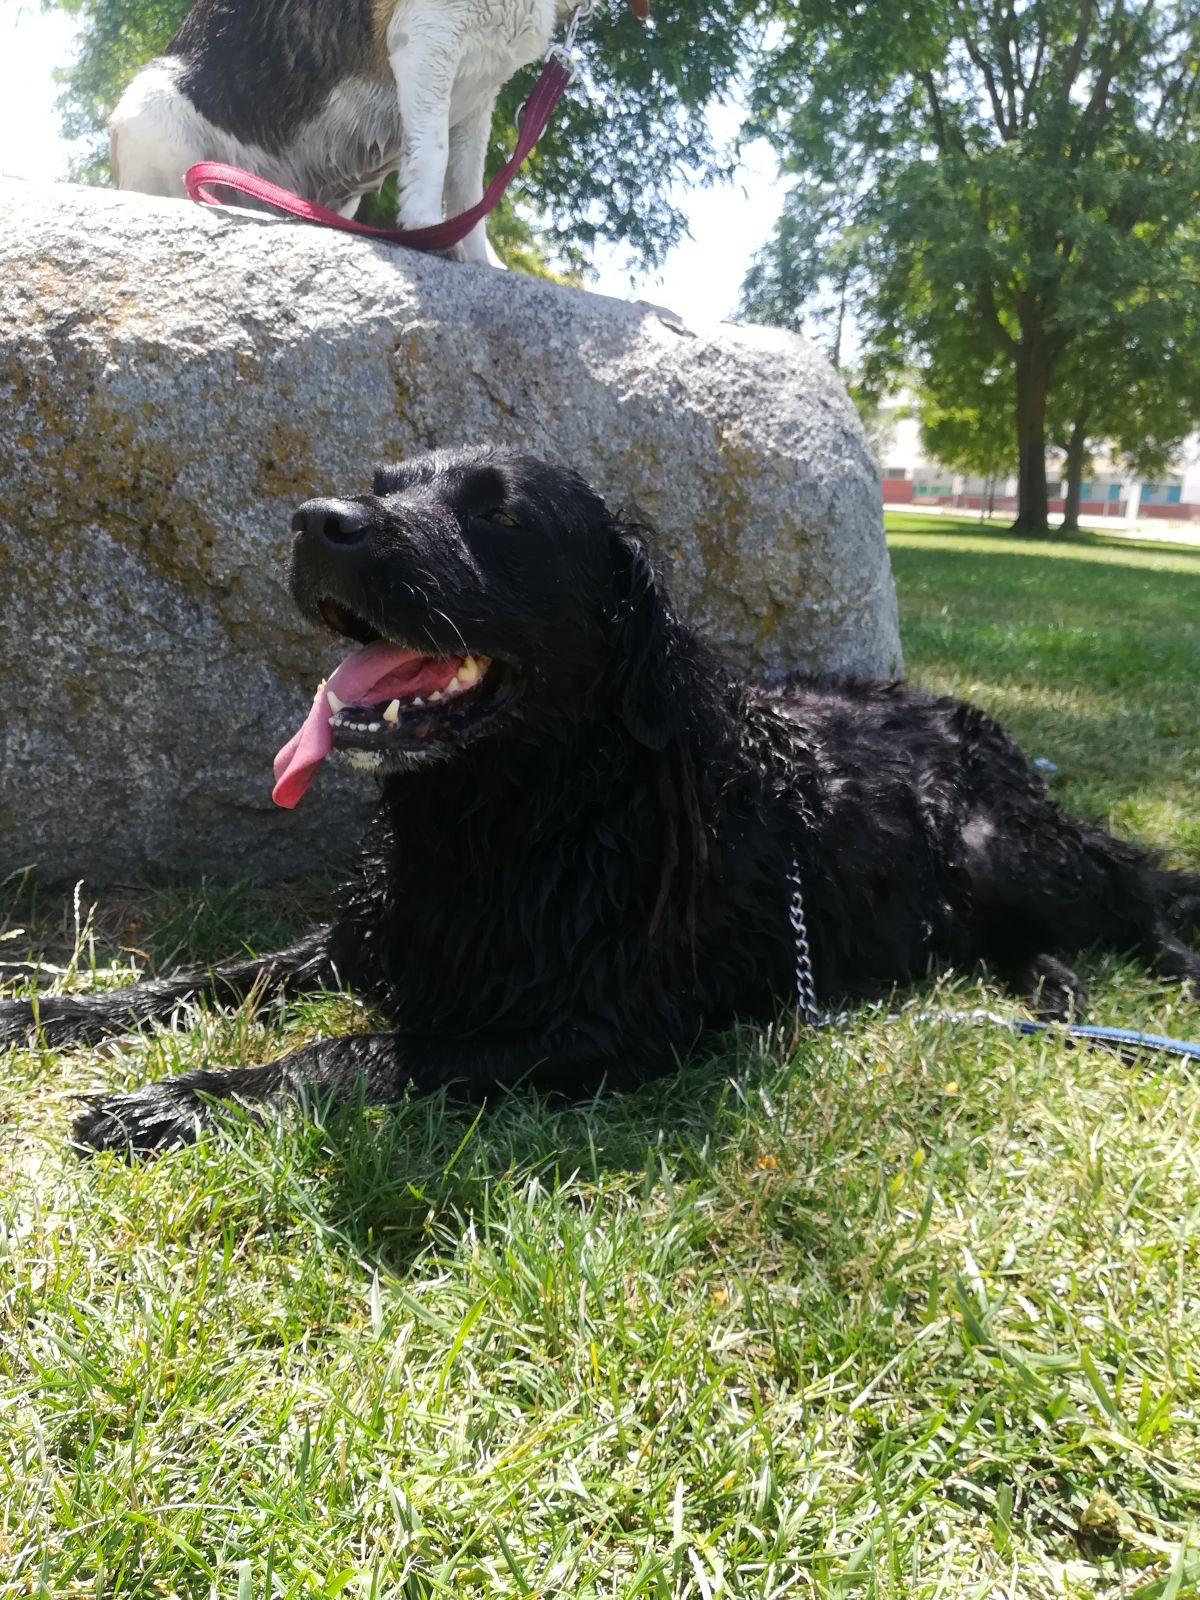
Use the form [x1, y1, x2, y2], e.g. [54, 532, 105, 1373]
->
[876, 401, 1200, 524]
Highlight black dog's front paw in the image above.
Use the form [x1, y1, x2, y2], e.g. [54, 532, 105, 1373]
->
[1022, 953, 1089, 1022]
[71, 1079, 214, 1157]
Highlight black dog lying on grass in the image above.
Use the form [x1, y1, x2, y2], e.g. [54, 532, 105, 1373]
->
[3, 447, 1198, 1155]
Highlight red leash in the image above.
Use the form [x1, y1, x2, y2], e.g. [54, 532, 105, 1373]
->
[184, 51, 572, 253]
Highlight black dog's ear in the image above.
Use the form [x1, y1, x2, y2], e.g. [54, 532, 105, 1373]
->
[610, 526, 680, 751]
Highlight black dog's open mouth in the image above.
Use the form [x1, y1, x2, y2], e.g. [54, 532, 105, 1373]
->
[329, 652, 504, 753]
[317, 598, 510, 759]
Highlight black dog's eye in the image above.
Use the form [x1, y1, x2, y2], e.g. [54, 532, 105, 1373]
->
[487, 511, 518, 528]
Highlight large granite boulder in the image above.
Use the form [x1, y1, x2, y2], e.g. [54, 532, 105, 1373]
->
[0, 180, 900, 883]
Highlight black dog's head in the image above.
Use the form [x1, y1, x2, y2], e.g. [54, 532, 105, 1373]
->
[288, 446, 684, 780]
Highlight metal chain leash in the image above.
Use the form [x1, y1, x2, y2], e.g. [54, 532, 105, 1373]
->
[788, 855, 822, 1028]
[781, 715, 825, 1030]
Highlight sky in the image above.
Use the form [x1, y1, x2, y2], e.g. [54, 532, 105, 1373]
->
[0, 0, 787, 328]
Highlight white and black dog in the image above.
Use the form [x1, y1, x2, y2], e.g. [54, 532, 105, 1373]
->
[110, 0, 648, 264]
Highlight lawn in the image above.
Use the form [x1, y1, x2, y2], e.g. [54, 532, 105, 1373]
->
[3, 514, 1200, 1599]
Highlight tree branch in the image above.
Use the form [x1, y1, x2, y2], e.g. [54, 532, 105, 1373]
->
[1021, 14, 1048, 132]
[997, 1, 1021, 136]
[1072, 0, 1158, 163]
[1058, 0, 1095, 106]
[918, 68, 954, 154]
[953, 0, 1012, 139]
[1151, 50, 1200, 137]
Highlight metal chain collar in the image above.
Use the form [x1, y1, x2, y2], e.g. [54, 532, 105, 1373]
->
[564, 0, 596, 52]
[544, 0, 595, 72]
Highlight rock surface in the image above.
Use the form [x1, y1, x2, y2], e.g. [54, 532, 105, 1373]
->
[0, 180, 900, 883]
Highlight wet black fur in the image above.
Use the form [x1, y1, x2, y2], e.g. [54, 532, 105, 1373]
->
[4, 447, 1197, 1156]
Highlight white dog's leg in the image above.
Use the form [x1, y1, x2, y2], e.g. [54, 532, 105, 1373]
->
[387, 0, 469, 231]
[444, 97, 505, 267]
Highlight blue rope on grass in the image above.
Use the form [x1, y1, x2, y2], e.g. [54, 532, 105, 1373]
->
[909, 1008, 1200, 1065]
[1016, 1016, 1200, 1063]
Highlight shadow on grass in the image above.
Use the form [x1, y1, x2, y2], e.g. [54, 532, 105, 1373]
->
[236, 994, 950, 1286]
[274, 1034, 768, 1280]
[142, 1007, 873, 1288]
[0, 868, 337, 974]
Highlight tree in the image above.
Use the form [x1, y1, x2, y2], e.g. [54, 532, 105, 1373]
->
[738, 177, 868, 369]
[46, 0, 760, 271]
[918, 377, 1016, 513]
[901, 247, 1200, 533]
[1052, 263, 1200, 529]
[742, 0, 1200, 534]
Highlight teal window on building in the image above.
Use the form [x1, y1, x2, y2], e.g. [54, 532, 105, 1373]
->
[1140, 483, 1184, 506]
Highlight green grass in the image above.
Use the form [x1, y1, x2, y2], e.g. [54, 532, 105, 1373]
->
[3, 516, 1200, 1598]
[885, 512, 1200, 866]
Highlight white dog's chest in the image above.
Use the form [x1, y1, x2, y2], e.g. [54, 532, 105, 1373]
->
[448, 0, 560, 113]
[383, 0, 558, 121]
[299, 0, 558, 200]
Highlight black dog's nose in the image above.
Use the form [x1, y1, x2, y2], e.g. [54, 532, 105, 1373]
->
[292, 498, 372, 545]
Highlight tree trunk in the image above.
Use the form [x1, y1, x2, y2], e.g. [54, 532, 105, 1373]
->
[831, 270, 848, 373]
[1011, 347, 1051, 534]
[1061, 419, 1088, 534]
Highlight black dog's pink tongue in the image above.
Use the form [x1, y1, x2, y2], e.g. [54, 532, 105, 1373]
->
[272, 641, 427, 808]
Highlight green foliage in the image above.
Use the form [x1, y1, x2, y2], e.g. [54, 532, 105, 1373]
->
[491, 5, 758, 271]
[918, 382, 1017, 484]
[909, 268, 1200, 503]
[739, 177, 867, 366]
[742, 1, 1200, 532]
[1055, 259, 1200, 482]
[45, 0, 760, 271]
[50, 0, 189, 163]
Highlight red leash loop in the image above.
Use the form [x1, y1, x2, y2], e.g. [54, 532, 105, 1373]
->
[184, 53, 573, 252]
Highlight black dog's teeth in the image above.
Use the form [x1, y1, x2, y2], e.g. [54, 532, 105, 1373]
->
[327, 655, 493, 742]
[330, 701, 470, 735]
[336, 710, 386, 732]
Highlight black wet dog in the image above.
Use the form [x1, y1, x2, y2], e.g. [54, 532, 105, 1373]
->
[4, 447, 1198, 1154]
